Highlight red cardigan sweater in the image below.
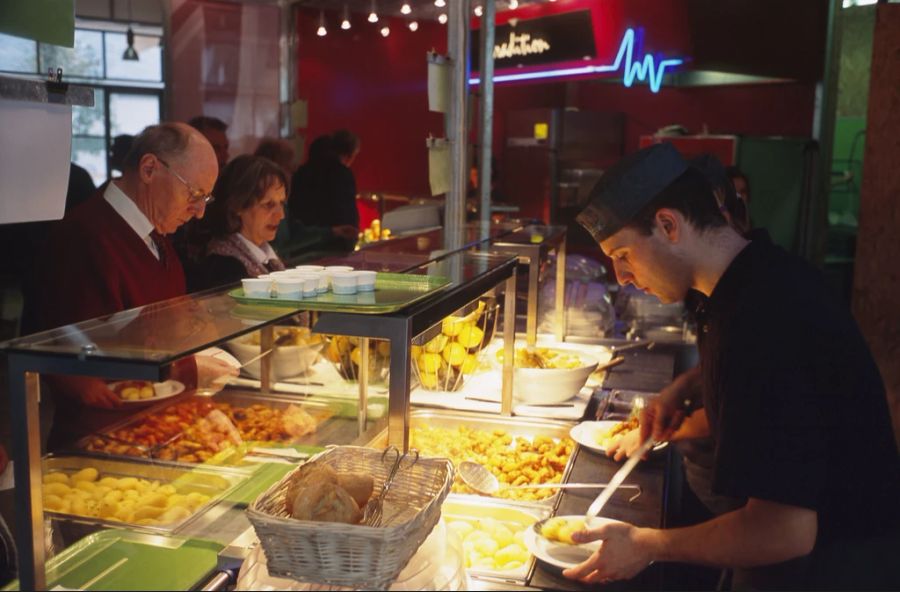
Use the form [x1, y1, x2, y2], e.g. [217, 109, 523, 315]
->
[29, 194, 197, 447]
[31, 193, 186, 331]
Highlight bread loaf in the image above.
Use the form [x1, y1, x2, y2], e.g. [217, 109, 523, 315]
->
[336, 473, 375, 508]
[290, 480, 362, 524]
[284, 462, 338, 513]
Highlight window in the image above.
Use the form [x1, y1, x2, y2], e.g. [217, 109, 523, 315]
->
[0, 22, 164, 186]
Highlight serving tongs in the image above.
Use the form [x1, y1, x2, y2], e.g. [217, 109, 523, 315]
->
[362, 445, 420, 527]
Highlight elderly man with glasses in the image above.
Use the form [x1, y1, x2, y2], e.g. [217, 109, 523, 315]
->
[24, 122, 237, 450]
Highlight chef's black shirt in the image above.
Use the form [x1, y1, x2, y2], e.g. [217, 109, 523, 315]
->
[696, 230, 900, 588]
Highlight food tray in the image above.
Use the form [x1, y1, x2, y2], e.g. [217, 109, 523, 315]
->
[228, 272, 451, 314]
[41, 455, 246, 536]
[74, 391, 345, 469]
[369, 410, 578, 507]
[247, 446, 454, 590]
[443, 495, 548, 585]
[2, 529, 223, 591]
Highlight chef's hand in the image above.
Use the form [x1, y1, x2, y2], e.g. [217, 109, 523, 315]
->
[640, 366, 699, 444]
[606, 428, 642, 462]
[562, 521, 655, 584]
[195, 355, 239, 393]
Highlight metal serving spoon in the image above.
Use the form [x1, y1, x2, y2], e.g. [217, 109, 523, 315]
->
[458, 460, 641, 500]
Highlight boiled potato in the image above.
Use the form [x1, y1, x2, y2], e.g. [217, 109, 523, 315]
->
[158, 506, 191, 524]
[133, 505, 165, 521]
[74, 480, 97, 494]
[71, 467, 99, 483]
[139, 386, 154, 399]
[44, 482, 72, 497]
[44, 472, 69, 485]
[43, 494, 65, 512]
[114, 477, 138, 491]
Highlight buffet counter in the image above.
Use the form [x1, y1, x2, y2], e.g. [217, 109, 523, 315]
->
[2, 231, 692, 590]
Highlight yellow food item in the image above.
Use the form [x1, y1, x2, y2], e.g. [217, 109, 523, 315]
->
[456, 325, 484, 349]
[450, 516, 531, 572]
[71, 467, 99, 483]
[442, 342, 468, 367]
[460, 354, 479, 374]
[417, 352, 444, 374]
[41, 465, 227, 526]
[424, 334, 449, 354]
[411, 426, 573, 502]
[442, 317, 465, 337]
[43, 472, 70, 485]
[541, 517, 586, 544]
[496, 347, 584, 369]
[597, 416, 639, 449]
[139, 386, 155, 400]
[419, 372, 439, 389]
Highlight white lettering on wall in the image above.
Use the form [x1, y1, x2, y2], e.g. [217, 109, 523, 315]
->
[493, 32, 551, 60]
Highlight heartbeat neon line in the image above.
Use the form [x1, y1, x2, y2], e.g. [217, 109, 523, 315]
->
[469, 27, 684, 93]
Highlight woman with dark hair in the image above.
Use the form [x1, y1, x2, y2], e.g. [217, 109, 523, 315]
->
[188, 155, 288, 291]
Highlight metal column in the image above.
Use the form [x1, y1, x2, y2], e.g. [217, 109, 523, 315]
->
[501, 272, 517, 416]
[478, 0, 496, 229]
[444, 0, 472, 253]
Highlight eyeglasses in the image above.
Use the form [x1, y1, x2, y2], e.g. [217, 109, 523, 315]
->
[156, 157, 215, 206]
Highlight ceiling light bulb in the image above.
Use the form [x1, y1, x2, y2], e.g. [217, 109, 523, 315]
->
[381, 26, 390, 37]
[368, 0, 379, 22]
[509, 0, 518, 8]
[401, 2, 411, 14]
[317, 10, 327, 36]
[435, 0, 446, 7]
[438, 13, 448, 24]
[317, 25, 327, 36]
[474, 5, 483, 16]
[341, 4, 351, 29]
[409, 20, 418, 31]
[341, 19, 351, 29]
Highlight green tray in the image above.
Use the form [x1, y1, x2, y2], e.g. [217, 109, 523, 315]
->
[4, 530, 223, 591]
[229, 272, 451, 314]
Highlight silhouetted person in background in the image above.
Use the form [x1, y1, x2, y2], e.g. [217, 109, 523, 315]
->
[188, 115, 229, 171]
[289, 132, 360, 252]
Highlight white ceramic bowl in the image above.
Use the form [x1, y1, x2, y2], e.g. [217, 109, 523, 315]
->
[226, 335, 323, 380]
[512, 352, 599, 404]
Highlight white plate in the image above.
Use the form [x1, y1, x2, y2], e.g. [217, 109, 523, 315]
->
[109, 380, 185, 405]
[523, 516, 618, 570]
[570, 421, 668, 455]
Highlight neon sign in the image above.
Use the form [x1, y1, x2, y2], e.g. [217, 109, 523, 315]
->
[470, 28, 684, 93]
[493, 32, 552, 60]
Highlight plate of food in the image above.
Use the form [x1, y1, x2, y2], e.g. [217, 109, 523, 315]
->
[523, 515, 618, 570]
[570, 419, 667, 455]
[109, 380, 185, 405]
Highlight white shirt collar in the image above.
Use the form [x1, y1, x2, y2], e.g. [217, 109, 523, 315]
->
[104, 181, 155, 241]
[235, 232, 278, 265]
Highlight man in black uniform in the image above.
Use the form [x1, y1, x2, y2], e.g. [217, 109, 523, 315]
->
[565, 143, 900, 590]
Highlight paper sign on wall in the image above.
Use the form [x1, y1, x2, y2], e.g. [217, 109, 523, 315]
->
[427, 137, 451, 196]
[427, 52, 450, 114]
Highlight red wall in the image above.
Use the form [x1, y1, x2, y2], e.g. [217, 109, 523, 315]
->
[296, 3, 815, 202]
[295, 10, 447, 197]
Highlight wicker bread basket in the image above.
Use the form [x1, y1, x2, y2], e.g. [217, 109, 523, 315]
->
[246, 446, 453, 590]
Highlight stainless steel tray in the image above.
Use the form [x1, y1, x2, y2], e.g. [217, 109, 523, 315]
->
[369, 409, 578, 507]
[73, 390, 354, 469]
[41, 454, 247, 537]
[443, 494, 548, 585]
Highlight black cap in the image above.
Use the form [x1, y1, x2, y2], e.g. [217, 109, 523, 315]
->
[576, 142, 687, 243]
